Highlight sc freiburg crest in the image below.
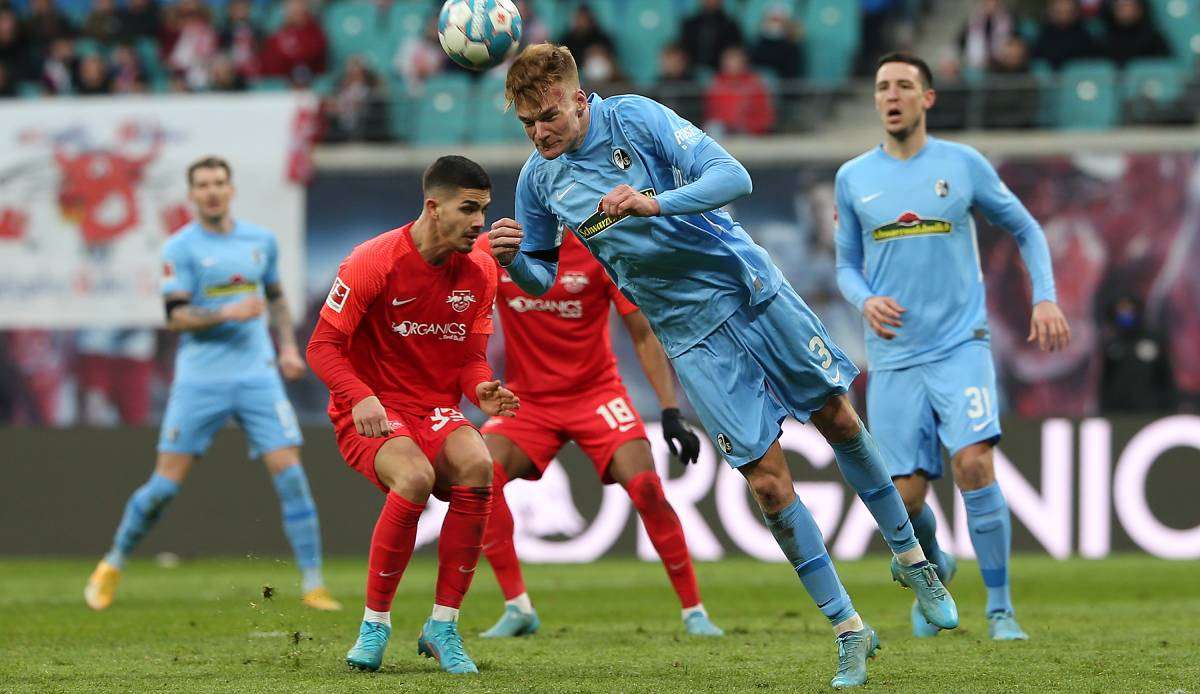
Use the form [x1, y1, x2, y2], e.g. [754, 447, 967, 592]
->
[612, 148, 631, 170]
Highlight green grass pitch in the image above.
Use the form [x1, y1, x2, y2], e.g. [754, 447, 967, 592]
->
[2, 556, 1198, 692]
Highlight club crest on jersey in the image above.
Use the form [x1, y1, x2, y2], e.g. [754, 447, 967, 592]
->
[326, 277, 350, 312]
[577, 188, 657, 240]
[561, 271, 589, 294]
[935, 179, 950, 197]
[612, 148, 632, 170]
[715, 433, 733, 455]
[446, 289, 476, 313]
[872, 211, 952, 242]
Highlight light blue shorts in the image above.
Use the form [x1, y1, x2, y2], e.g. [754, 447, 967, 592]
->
[867, 340, 1003, 481]
[157, 375, 303, 459]
[671, 284, 858, 467]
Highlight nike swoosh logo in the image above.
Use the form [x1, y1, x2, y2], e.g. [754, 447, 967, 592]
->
[817, 598, 836, 608]
[895, 521, 909, 533]
[668, 561, 688, 571]
[457, 565, 476, 574]
[830, 366, 842, 384]
[378, 569, 402, 577]
[971, 419, 995, 432]
[556, 182, 578, 200]
[860, 192, 883, 203]
[392, 297, 416, 306]
[617, 422, 637, 432]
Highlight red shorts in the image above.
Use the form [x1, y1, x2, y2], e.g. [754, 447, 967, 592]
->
[480, 383, 647, 484]
[333, 406, 476, 493]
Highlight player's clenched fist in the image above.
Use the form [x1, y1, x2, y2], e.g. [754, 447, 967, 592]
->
[220, 295, 266, 322]
[277, 345, 307, 381]
[862, 295, 906, 340]
[600, 184, 660, 218]
[488, 218, 523, 266]
[352, 395, 393, 438]
[477, 380, 519, 417]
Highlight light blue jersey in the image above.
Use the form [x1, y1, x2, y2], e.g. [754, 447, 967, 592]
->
[162, 220, 281, 384]
[834, 137, 1056, 371]
[508, 93, 782, 357]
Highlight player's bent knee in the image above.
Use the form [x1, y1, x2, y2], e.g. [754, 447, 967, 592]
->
[153, 452, 194, 483]
[625, 470, 665, 509]
[746, 472, 793, 513]
[952, 443, 995, 491]
[810, 395, 861, 443]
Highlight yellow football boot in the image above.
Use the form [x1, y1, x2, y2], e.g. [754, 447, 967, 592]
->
[302, 587, 342, 611]
[84, 560, 122, 611]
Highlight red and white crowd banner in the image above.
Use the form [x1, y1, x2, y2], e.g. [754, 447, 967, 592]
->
[0, 93, 313, 328]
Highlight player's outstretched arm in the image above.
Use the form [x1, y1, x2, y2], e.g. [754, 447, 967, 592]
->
[265, 283, 306, 380]
[165, 292, 265, 332]
[488, 217, 558, 296]
[621, 309, 700, 464]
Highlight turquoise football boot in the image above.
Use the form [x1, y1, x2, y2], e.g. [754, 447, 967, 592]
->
[417, 618, 479, 674]
[911, 553, 957, 637]
[683, 611, 725, 636]
[345, 621, 391, 671]
[480, 605, 541, 638]
[987, 610, 1029, 641]
[891, 557, 959, 630]
[830, 626, 881, 689]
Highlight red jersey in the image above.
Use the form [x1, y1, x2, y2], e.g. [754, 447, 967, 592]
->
[317, 223, 496, 416]
[477, 232, 639, 398]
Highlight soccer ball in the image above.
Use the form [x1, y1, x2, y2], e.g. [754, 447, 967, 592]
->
[438, 0, 523, 71]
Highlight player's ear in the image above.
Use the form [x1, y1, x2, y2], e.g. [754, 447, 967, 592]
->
[924, 87, 937, 110]
[424, 196, 439, 220]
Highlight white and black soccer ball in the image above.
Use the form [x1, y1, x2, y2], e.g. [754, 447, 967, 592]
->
[437, 0, 523, 71]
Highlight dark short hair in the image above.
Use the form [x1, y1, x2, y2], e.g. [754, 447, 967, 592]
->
[422, 155, 491, 196]
[187, 156, 232, 186]
[876, 52, 934, 89]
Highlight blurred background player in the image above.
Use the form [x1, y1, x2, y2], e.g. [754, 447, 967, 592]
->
[834, 53, 1071, 641]
[85, 156, 339, 613]
[488, 43, 958, 689]
[306, 155, 518, 676]
[474, 231, 723, 639]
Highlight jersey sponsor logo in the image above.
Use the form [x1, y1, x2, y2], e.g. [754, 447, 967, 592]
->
[871, 211, 953, 242]
[576, 188, 656, 240]
[326, 277, 350, 312]
[612, 148, 632, 170]
[673, 124, 703, 150]
[506, 296, 583, 319]
[447, 289, 476, 313]
[935, 179, 950, 197]
[561, 271, 589, 294]
[204, 275, 259, 297]
[391, 320, 467, 341]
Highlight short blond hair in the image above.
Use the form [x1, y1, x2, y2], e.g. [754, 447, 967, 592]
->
[504, 43, 580, 111]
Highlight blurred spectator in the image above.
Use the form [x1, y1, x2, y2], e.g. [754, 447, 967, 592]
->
[0, 60, 16, 97]
[1100, 294, 1176, 412]
[958, 0, 1014, 72]
[1102, 0, 1170, 67]
[0, 9, 29, 80]
[650, 42, 702, 125]
[393, 14, 447, 95]
[40, 37, 77, 94]
[119, 0, 160, 42]
[209, 53, 247, 92]
[220, 0, 261, 79]
[260, 0, 328, 85]
[681, 0, 742, 72]
[514, 1, 550, 46]
[323, 55, 387, 142]
[1031, 0, 1099, 70]
[76, 53, 112, 95]
[749, 5, 803, 80]
[110, 43, 147, 93]
[704, 46, 774, 135]
[925, 53, 969, 130]
[164, 0, 218, 90]
[559, 4, 614, 68]
[24, 0, 75, 58]
[579, 43, 629, 97]
[983, 35, 1039, 128]
[82, 0, 123, 46]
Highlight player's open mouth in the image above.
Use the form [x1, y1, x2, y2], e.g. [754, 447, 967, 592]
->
[886, 108, 902, 119]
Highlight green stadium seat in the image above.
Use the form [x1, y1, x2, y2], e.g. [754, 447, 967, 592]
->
[531, 0, 575, 39]
[323, 0, 383, 65]
[250, 77, 291, 92]
[613, 0, 679, 86]
[1055, 60, 1119, 130]
[803, 0, 859, 87]
[135, 37, 166, 81]
[74, 38, 104, 58]
[471, 75, 529, 144]
[388, 0, 430, 41]
[17, 81, 43, 98]
[412, 73, 472, 145]
[1152, 0, 1200, 67]
[1122, 58, 1188, 122]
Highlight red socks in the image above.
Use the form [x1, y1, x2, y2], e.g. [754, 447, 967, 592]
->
[627, 470, 700, 608]
[434, 485, 493, 608]
[365, 492, 424, 612]
[482, 462, 527, 600]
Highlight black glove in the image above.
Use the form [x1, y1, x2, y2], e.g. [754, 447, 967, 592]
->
[661, 407, 700, 465]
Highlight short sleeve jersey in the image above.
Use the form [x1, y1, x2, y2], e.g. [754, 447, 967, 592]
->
[161, 220, 281, 384]
[478, 232, 638, 398]
[319, 223, 497, 416]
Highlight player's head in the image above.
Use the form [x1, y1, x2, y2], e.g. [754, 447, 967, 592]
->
[506, 43, 588, 160]
[421, 155, 491, 254]
[186, 156, 234, 224]
[874, 52, 935, 142]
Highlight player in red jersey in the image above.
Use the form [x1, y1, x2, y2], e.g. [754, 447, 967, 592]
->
[307, 156, 518, 676]
[474, 231, 724, 638]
